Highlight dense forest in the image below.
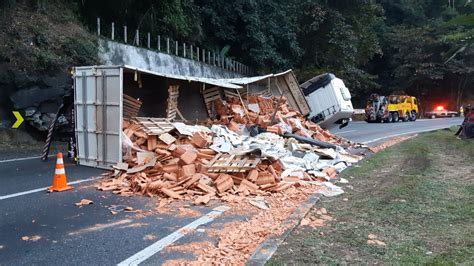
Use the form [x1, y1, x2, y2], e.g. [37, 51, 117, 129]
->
[71, 0, 473, 108]
[1, 0, 473, 109]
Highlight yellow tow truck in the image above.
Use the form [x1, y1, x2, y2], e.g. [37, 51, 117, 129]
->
[365, 94, 419, 122]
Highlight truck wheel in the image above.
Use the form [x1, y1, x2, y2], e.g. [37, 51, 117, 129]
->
[392, 112, 399, 122]
[431, 114, 436, 119]
[410, 111, 417, 121]
[451, 114, 456, 118]
[403, 112, 410, 122]
[387, 113, 393, 123]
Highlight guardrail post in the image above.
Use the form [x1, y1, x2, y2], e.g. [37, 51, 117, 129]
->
[183, 43, 186, 57]
[167, 38, 170, 53]
[208, 51, 211, 65]
[135, 29, 139, 46]
[124, 26, 127, 43]
[111, 22, 114, 40]
[175, 40, 178, 55]
[197, 47, 200, 61]
[190, 45, 193, 59]
[97, 17, 100, 36]
[202, 49, 205, 63]
[158, 35, 161, 50]
[147, 32, 150, 48]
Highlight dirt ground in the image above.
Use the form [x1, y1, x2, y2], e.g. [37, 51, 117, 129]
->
[269, 128, 474, 264]
[0, 128, 67, 160]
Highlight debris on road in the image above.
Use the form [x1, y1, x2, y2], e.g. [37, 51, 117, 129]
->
[75, 199, 93, 206]
[21, 235, 41, 242]
[94, 94, 369, 263]
[369, 135, 415, 153]
[143, 234, 157, 241]
[97, 95, 363, 206]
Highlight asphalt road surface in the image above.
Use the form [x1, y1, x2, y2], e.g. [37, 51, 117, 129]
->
[330, 117, 463, 145]
[0, 158, 244, 265]
[0, 117, 462, 264]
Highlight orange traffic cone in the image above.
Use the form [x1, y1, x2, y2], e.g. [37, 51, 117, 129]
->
[47, 153, 73, 192]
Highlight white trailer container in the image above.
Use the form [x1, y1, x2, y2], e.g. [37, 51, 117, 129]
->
[300, 73, 354, 129]
[73, 66, 123, 169]
[73, 65, 241, 169]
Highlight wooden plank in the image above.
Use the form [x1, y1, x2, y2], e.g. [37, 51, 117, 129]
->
[123, 94, 142, 105]
[207, 154, 259, 173]
[135, 117, 174, 135]
[166, 85, 179, 121]
[123, 93, 143, 118]
[204, 95, 222, 103]
[284, 72, 310, 116]
[202, 87, 222, 117]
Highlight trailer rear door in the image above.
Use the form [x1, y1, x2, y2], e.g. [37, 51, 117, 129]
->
[74, 66, 123, 169]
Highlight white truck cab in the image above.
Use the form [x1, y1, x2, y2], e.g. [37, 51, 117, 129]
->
[300, 73, 354, 129]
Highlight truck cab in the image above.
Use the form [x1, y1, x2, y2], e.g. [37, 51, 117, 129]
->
[300, 73, 354, 129]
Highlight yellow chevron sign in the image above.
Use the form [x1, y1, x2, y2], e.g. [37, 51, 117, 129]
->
[12, 111, 24, 129]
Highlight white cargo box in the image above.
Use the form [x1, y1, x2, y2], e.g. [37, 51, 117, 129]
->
[73, 65, 242, 169]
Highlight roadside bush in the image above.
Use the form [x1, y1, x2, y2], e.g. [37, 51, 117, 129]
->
[35, 49, 59, 72]
[62, 35, 98, 65]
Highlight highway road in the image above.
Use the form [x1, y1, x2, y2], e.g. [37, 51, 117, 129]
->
[0, 118, 462, 264]
[330, 117, 463, 145]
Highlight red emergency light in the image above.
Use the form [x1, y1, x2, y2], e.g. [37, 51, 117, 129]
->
[435, 105, 445, 111]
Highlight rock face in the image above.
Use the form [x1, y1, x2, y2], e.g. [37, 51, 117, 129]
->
[1, 72, 71, 131]
[0, 2, 97, 132]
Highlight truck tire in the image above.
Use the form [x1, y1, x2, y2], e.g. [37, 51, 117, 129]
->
[392, 112, 399, 122]
[410, 111, 417, 121]
[403, 112, 410, 122]
[387, 113, 393, 123]
[431, 114, 436, 119]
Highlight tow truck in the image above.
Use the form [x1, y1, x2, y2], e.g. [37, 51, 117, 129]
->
[365, 94, 419, 123]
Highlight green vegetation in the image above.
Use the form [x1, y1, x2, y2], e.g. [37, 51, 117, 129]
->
[269, 128, 474, 264]
[1, 1, 472, 106]
[0, 1, 98, 76]
[69, 0, 473, 106]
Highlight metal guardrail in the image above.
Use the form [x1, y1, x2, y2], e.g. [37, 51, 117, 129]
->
[96, 18, 251, 76]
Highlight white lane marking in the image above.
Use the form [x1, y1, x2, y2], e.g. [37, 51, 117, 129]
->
[118, 206, 230, 266]
[0, 156, 42, 163]
[334, 130, 357, 135]
[0, 177, 100, 200]
[362, 126, 456, 144]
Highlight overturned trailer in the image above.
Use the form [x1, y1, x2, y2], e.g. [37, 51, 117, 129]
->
[72, 65, 311, 169]
[73, 65, 241, 169]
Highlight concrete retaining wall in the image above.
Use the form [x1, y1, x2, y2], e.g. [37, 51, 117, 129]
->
[98, 40, 243, 79]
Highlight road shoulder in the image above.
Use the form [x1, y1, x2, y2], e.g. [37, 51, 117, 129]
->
[268, 128, 474, 264]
